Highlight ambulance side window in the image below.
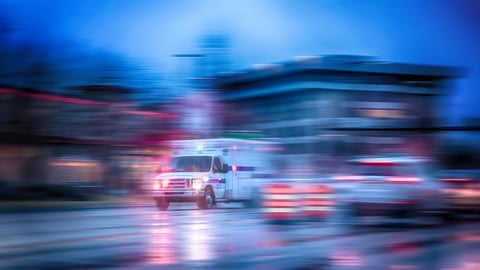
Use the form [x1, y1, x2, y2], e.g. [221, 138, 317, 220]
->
[213, 157, 222, 173]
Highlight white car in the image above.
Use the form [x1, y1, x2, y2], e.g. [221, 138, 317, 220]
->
[332, 155, 449, 223]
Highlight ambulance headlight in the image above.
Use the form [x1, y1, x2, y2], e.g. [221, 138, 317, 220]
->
[192, 179, 203, 190]
[162, 178, 170, 187]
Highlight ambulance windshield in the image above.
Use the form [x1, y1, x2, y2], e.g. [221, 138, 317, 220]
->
[171, 156, 212, 172]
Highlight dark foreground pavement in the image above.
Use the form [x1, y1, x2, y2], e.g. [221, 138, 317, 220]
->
[1, 201, 480, 269]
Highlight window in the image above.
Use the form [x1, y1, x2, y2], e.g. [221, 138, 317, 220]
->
[213, 157, 222, 172]
[350, 162, 419, 177]
[171, 156, 212, 172]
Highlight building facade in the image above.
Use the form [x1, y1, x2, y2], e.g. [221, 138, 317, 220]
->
[214, 55, 461, 171]
[0, 85, 177, 194]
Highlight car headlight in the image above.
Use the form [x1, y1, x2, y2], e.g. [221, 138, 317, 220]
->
[153, 180, 160, 190]
[192, 179, 203, 190]
[162, 178, 170, 187]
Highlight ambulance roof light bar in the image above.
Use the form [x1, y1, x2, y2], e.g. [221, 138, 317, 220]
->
[196, 143, 204, 152]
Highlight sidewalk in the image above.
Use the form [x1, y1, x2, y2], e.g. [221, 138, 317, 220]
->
[0, 195, 154, 213]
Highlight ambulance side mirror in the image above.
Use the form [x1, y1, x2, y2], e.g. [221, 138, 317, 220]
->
[223, 164, 229, 173]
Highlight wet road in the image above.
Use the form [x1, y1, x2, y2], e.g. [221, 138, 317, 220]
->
[1, 203, 480, 270]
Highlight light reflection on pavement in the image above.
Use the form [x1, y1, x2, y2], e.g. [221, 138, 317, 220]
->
[1, 202, 480, 269]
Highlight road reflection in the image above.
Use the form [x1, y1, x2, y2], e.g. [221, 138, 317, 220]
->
[132, 208, 480, 269]
[185, 221, 214, 261]
[3, 206, 480, 269]
[330, 250, 364, 266]
[146, 213, 177, 265]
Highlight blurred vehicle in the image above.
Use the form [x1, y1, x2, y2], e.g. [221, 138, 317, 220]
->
[151, 139, 278, 210]
[331, 155, 449, 223]
[438, 169, 480, 214]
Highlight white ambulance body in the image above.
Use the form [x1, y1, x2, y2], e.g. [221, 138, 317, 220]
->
[152, 139, 278, 210]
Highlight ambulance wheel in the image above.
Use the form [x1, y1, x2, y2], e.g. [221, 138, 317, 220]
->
[155, 198, 170, 211]
[198, 188, 215, 209]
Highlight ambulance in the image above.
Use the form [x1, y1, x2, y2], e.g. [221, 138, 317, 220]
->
[152, 138, 279, 210]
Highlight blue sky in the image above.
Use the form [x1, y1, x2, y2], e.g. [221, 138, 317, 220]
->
[1, 0, 479, 123]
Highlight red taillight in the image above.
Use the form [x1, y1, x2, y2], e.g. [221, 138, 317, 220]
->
[441, 178, 472, 184]
[360, 161, 394, 166]
[387, 176, 421, 184]
[389, 201, 419, 204]
[333, 175, 364, 182]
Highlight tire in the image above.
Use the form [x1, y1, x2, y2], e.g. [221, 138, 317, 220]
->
[440, 211, 456, 224]
[197, 188, 215, 209]
[413, 208, 447, 227]
[155, 198, 170, 211]
[415, 199, 453, 226]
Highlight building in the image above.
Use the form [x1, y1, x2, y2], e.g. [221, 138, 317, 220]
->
[214, 55, 462, 170]
[198, 34, 233, 78]
[0, 85, 177, 193]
